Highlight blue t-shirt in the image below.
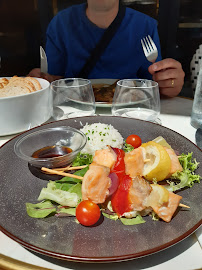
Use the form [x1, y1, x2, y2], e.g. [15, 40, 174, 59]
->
[46, 3, 162, 79]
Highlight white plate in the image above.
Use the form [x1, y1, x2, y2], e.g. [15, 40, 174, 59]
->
[90, 79, 118, 107]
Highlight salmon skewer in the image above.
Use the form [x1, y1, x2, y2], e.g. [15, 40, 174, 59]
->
[82, 146, 184, 222]
[124, 148, 145, 178]
[82, 163, 111, 204]
[111, 173, 183, 222]
[93, 147, 117, 170]
[81, 147, 118, 204]
[128, 176, 152, 211]
[124, 143, 183, 181]
[126, 177, 182, 222]
[42, 145, 187, 223]
[92, 144, 178, 181]
[164, 147, 183, 178]
[151, 191, 182, 222]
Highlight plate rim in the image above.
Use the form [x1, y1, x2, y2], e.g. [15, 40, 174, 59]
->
[0, 220, 201, 263]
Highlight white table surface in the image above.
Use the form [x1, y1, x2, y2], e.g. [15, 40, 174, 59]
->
[0, 96, 201, 270]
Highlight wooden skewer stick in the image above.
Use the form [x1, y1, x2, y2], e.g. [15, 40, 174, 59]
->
[144, 159, 150, 163]
[54, 165, 88, 172]
[179, 203, 190, 209]
[41, 167, 83, 180]
[54, 165, 71, 171]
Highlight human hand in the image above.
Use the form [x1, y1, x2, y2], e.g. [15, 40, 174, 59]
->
[27, 68, 63, 83]
[148, 58, 185, 97]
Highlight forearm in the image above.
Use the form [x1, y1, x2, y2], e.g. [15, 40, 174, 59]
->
[27, 68, 64, 83]
[44, 74, 64, 83]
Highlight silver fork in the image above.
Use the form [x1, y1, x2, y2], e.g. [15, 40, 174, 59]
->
[141, 35, 158, 63]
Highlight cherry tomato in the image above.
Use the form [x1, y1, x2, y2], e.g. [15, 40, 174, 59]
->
[126, 134, 142, 148]
[76, 200, 101, 226]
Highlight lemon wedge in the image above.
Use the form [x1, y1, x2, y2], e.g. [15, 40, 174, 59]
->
[141, 141, 171, 182]
[145, 184, 169, 207]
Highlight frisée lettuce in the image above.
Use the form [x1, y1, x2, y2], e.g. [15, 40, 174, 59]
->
[167, 152, 201, 192]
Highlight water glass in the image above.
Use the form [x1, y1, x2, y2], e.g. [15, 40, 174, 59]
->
[191, 66, 202, 129]
[51, 78, 96, 120]
[112, 79, 160, 123]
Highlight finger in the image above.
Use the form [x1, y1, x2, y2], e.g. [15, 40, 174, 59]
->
[156, 79, 176, 89]
[160, 87, 179, 97]
[40, 72, 46, 78]
[27, 69, 42, 78]
[43, 74, 54, 82]
[149, 58, 182, 74]
[152, 69, 177, 81]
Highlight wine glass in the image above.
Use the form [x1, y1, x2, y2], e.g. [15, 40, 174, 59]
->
[51, 78, 96, 120]
[112, 79, 160, 123]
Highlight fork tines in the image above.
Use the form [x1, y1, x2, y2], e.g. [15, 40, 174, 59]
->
[141, 35, 156, 53]
[141, 35, 158, 63]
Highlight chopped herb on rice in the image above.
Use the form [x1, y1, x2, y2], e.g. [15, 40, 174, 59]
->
[80, 123, 124, 155]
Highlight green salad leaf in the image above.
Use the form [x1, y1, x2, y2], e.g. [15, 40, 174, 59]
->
[26, 167, 86, 217]
[26, 201, 56, 218]
[57, 207, 76, 216]
[151, 211, 159, 221]
[54, 182, 82, 200]
[102, 212, 119, 221]
[72, 153, 93, 166]
[55, 182, 74, 191]
[38, 181, 80, 207]
[68, 183, 82, 200]
[178, 152, 199, 171]
[120, 215, 146, 225]
[123, 142, 134, 152]
[167, 152, 201, 192]
[56, 166, 89, 184]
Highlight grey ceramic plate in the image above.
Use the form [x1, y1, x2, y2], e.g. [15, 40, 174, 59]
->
[0, 116, 201, 263]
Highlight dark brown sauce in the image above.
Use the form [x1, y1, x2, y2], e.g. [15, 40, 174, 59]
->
[32, 145, 72, 159]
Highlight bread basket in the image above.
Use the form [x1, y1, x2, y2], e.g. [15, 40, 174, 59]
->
[0, 77, 52, 136]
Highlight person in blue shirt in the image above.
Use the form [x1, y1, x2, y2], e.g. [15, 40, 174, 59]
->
[29, 0, 185, 97]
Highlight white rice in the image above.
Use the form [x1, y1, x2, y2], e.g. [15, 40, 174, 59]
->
[80, 123, 124, 155]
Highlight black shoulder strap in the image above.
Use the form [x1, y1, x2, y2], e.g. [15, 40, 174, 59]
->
[78, 3, 126, 78]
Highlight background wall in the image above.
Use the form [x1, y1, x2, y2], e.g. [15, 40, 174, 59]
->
[0, 0, 41, 76]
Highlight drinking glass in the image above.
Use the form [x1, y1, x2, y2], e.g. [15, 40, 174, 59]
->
[51, 78, 96, 120]
[112, 79, 160, 123]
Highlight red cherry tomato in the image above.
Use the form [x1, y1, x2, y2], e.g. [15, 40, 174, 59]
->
[126, 134, 142, 148]
[76, 200, 101, 226]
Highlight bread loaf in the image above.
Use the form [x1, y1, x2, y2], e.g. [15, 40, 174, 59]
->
[0, 76, 42, 98]
[0, 78, 9, 89]
[0, 84, 30, 98]
[25, 77, 41, 91]
[8, 76, 36, 92]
